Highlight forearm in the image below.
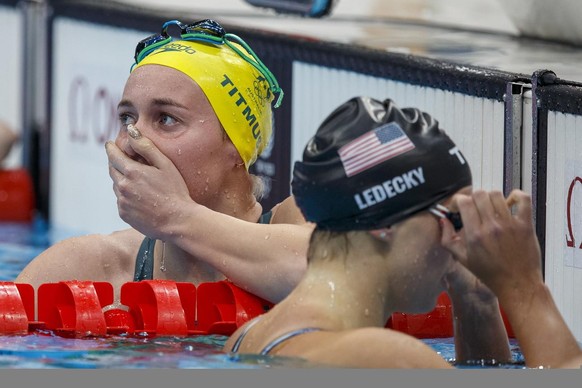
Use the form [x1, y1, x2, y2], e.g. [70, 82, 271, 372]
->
[498, 282, 582, 368]
[161, 204, 310, 302]
[448, 289, 511, 364]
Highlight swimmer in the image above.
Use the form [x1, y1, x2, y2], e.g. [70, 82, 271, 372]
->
[224, 96, 512, 368]
[16, 19, 312, 306]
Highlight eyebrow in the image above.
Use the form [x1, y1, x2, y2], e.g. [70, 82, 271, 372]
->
[117, 98, 189, 110]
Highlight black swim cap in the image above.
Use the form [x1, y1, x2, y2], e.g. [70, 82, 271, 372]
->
[291, 97, 472, 231]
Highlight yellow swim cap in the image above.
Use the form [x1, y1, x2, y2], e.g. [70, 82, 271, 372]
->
[133, 38, 277, 169]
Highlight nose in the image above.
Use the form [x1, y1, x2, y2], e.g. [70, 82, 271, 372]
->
[114, 125, 137, 158]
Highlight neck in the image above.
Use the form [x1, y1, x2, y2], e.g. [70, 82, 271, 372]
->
[205, 170, 263, 223]
[153, 240, 225, 284]
[280, 250, 397, 329]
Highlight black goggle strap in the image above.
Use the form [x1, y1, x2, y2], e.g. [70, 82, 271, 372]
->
[133, 36, 172, 68]
[429, 204, 463, 231]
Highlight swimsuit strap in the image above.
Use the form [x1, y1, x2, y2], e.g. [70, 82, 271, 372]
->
[260, 327, 322, 355]
[133, 237, 156, 281]
[229, 316, 262, 353]
[258, 210, 273, 224]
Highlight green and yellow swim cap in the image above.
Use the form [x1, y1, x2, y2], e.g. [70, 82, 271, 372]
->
[133, 38, 278, 169]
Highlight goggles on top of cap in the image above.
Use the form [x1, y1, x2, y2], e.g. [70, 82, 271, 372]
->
[133, 19, 284, 108]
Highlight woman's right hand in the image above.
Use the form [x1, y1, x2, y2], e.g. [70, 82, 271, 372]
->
[453, 189, 543, 299]
[106, 126, 193, 241]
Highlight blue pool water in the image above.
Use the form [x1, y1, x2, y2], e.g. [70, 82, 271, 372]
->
[0, 219, 526, 369]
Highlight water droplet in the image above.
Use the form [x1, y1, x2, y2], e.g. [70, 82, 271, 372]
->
[264, 234, 271, 240]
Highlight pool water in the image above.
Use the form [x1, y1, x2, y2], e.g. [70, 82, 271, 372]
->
[0, 219, 526, 369]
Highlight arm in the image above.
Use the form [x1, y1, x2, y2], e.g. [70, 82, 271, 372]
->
[154, 202, 311, 302]
[440, 215, 511, 364]
[441, 262, 511, 365]
[106, 135, 311, 303]
[455, 189, 582, 368]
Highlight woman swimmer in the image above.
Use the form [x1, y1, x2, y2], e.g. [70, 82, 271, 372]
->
[224, 96, 582, 368]
[15, 19, 312, 305]
[224, 96, 512, 367]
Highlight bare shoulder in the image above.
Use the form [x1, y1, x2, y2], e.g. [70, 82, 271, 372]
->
[15, 228, 145, 287]
[269, 195, 313, 227]
[557, 354, 582, 369]
[301, 327, 453, 368]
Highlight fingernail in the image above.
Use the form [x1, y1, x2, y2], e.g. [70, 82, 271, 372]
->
[127, 124, 142, 140]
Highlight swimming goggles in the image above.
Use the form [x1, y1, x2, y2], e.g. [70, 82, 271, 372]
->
[429, 204, 463, 231]
[133, 19, 284, 108]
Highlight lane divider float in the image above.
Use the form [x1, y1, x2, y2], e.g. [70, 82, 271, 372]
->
[0, 280, 514, 338]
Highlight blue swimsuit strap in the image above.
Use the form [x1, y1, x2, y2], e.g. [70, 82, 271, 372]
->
[260, 327, 322, 355]
[229, 316, 262, 353]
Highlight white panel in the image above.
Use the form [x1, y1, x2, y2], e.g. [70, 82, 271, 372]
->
[51, 18, 148, 236]
[0, 5, 22, 168]
[492, 100, 506, 190]
[291, 63, 505, 191]
[545, 109, 582, 342]
[481, 98, 494, 189]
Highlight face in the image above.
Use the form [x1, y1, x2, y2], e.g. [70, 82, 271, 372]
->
[116, 65, 241, 206]
[387, 186, 472, 313]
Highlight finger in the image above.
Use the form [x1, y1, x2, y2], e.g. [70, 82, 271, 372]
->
[489, 190, 512, 221]
[506, 189, 533, 225]
[441, 218, 468, 265]
[456, 193, 481, 231]
[125, 126, 173, 170]
[105, 140, 133, 175]
[440, 217, 454, 244]
[472, 189, 497, 223]
[108, 161, 123, 188]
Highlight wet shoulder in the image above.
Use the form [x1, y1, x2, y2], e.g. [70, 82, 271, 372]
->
[269, 195, 311, 226]
[299, 327, 452, 368]
[17, 228, 144, 285]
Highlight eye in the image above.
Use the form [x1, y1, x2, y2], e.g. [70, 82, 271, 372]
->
[159, 114, 178, 126]
[118, 113, 136, 127]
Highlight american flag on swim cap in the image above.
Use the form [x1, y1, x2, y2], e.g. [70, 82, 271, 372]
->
[338, 122, 416, 177]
